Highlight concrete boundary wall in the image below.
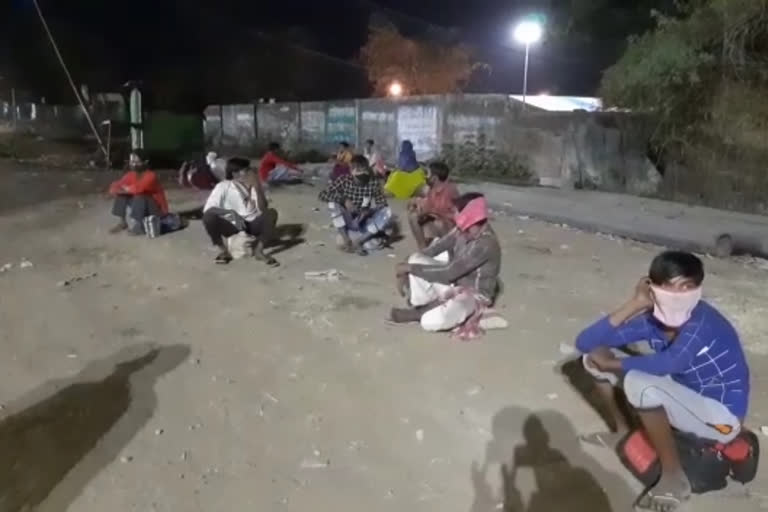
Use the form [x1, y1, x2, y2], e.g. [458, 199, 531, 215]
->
[204, 94, 655, 193]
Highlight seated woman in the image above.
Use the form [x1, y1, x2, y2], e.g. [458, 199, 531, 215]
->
[391, 193, 501, 339]
[318, 155, 394, 256]
[384, 140, 427, 199]
[330, 141, 354, 181]
[257, 143, 303, 185]
[203, 157, 279, 266]
[109, 150, 169, 235]
[408, 161, 459, 250]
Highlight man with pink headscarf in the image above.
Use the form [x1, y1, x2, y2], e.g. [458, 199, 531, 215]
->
[390, 193, 501, 339]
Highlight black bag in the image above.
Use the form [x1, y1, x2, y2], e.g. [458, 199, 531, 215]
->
[617, 429, 759, 494]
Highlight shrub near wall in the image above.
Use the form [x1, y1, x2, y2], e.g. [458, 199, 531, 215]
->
[440, 139, 534, 185]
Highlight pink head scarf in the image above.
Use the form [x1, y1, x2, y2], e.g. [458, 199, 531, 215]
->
[455, 197, 488, 231]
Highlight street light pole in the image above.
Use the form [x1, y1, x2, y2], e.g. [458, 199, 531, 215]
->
[522, 42, 530, 110]
[512, 19, 543, 113]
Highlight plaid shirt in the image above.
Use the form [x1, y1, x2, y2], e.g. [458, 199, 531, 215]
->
[319, 175, 388, 210]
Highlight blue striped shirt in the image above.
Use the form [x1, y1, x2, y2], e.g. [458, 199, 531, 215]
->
[575, 301, 750, 418]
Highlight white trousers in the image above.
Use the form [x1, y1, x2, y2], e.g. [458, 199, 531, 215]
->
[408, 252, 476, 332]
[583, 353, 740, 443]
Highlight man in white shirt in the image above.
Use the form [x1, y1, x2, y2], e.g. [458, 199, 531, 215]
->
[202, 157, 279, 266]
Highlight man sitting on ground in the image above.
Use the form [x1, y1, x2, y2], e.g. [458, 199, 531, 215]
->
[391, 193, 501, 338]
[203, 157, 279, 266]
[575, 251, 750, 511]
[257, 142, 302, 185]
[109, 150, 168, 234]
[408, 161, 459, 250]
[318, 155, 393, 256]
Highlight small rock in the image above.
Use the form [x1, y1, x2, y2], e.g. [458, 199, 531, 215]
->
[300, 457, 330, 469]
[155, 428, 164, 436]
[0, 263, 13, 273]
[180, 451, 188, 461]
[546, 393, 559, 400]
[560, 244, 571, 251]
[466, 385, 484, 396]
[559, 342, 576, 355]
[761, 426, 768, 437]
[416, 429, 425, 442]
[120, 455, 133, 463]
[19, 259, 33, 269]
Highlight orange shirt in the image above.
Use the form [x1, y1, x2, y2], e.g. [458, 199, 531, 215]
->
[109, 170, 169, 214]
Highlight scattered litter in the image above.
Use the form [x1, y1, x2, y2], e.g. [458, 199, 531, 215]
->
[0, 263, 13, 273]
[466, 385, 484, 396]
[19, 259, 33, 269]
[479, 315, 509, 330]
[559, 342, 576, 355]
[516, 215, 530, 221]
[547, 393, 559, 400]
[180, 451, 188, 461]
[348, 440, 365, 451]
[387, 254, 396, 258]
[263, 392, 279, 404]
[304, 269, 344, 282]
[77, 201, 85, 209]
[57, 272, 98, 288]
[155, 428, 164, 436]
[188, 423, 202, 431]
[517, 230, 525, 235]
[416, 429, 425, 443]
[66, 352, 78, 359]
[120, 455, 133, 463]
[560, 244, 571, 251]
[761, 426, 768, 437]
[385, 490, 395, 499]
[300, 457, 330, 469]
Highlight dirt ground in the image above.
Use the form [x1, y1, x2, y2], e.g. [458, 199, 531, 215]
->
[0, 162, 767, 512]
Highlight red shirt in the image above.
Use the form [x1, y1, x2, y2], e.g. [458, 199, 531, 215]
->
[423, 180, 459, 220]
[109, 170, 169, 214]
[258, 152, 297, 183]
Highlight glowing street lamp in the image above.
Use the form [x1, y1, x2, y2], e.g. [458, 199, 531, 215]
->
[512, 19, 543, 110]
[388, 81, 403, 98]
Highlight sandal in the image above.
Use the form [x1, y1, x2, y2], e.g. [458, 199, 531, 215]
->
[578, 431, 626, 449]
[635, 489, 686, 512]
[215, 251, 232, 265]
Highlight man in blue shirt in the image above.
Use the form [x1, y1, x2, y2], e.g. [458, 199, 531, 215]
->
[575, 251, 750, 511]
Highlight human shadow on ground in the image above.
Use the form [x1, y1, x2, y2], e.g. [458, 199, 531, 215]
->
[266, 223, 307, 256]
[559, 355, 636, 432]
[0, 343, 189, 512]
[470, 406, 635, 512]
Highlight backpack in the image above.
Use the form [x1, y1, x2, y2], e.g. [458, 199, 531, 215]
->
[617, 428, 760, 494]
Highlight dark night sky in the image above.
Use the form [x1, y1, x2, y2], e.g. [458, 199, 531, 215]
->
[0, 0, 656, 110]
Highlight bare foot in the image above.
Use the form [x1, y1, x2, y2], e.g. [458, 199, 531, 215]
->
[109, 222, 127, 234]
[635, 473, 691, 512]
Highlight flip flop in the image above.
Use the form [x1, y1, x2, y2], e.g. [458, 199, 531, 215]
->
[578, 431, 624, 449]
[215, 252, 232, 265]
[634, 489, 686, 512]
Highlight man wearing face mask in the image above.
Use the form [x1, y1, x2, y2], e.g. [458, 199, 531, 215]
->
[108, 150, 168, 234]
[390, 193, 501, 339]
[318, 155, 392, 256]
[575, 251, 750, 511]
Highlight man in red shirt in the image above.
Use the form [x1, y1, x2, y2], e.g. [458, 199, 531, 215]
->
[407, 161, 459, 250]
[257, 142, 303, 185]
[108, 150, 169, 234]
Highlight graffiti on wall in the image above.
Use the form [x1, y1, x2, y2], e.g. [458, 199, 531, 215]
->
[397, 105, 438, 160]
[447, 114, 501, 147]
[326, 106, 356, 144]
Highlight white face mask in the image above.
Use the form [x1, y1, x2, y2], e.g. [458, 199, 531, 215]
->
[651, 285, 702, 328]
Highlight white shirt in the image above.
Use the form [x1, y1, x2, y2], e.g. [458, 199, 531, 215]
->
[204, 180, 261, 223]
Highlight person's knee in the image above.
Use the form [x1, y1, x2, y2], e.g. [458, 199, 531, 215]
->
[202, 209, 219, 226]
[623, 370, 665, 409]
[582, 353, 620, 386]
[420, 307, 448, 332]
[408, 252, 431, 265]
